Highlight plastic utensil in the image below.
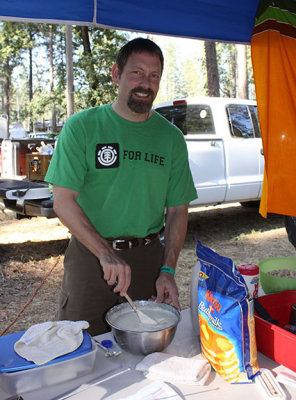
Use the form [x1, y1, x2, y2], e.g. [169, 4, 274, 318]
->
[255, 368, 286, 399]
[93, 338, 121, 357]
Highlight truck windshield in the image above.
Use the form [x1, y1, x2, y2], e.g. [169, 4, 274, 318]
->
[155, 104, 215, 136]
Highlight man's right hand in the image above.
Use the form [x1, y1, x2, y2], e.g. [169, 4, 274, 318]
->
[52, 185, 132, 296]
[100, 252, 131, 295]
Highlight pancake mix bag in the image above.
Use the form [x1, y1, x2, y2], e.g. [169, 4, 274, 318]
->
[196, 239, 259, 383]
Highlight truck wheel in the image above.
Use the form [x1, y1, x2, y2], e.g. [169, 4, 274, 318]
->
[240, 201, 260, 208]
[284, 216, 296, 249]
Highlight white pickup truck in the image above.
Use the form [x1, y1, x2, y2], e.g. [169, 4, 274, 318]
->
[154, 97, 264, 208]
[0, 97, 263, 218]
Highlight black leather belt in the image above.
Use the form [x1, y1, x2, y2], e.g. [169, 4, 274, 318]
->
[107, 232, 160, 250]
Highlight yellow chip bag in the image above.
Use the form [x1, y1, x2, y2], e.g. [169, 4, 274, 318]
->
[196, 240, 259, 383]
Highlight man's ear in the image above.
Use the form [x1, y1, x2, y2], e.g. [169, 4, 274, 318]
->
[112, 64, 120, 84]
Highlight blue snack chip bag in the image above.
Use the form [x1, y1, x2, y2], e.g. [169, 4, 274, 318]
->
[196, 239, 259, 383]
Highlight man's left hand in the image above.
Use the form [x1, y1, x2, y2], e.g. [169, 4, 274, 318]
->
[154, 272, 180, 310]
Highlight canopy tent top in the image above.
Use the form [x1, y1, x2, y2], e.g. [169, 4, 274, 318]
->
[0, 0, 260, 44]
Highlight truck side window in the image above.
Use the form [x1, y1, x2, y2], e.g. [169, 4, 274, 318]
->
[227, 104, 255, 138]
[155, 105, 187, 135]
[186, 105, 215, 135]
[155, 104, 215, 136]
[249, 106, 261, 138]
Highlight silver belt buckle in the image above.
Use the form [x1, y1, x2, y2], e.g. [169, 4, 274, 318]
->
[112, 239, 132, 250]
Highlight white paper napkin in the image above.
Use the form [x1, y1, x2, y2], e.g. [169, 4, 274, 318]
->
[136, 352, 211, 386]
[14, 320, 89, 365]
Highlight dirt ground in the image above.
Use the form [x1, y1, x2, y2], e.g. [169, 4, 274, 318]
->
[1, 202, 295, 336]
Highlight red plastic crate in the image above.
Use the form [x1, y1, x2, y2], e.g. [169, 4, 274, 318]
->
[255, 290, 296, 372]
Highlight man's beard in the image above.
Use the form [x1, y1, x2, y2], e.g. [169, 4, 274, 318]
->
[127, 87, 155, 114]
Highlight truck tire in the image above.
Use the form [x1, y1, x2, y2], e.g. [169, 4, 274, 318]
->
[284, 216, 296, 249]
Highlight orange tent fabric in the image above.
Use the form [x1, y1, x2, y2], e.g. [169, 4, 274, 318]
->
[251, 1, 296, 218]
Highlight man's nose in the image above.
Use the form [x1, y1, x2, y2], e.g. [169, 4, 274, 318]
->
[140, 74, 151, 87]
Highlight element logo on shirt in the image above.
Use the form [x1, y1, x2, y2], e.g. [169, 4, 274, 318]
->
[96, 143, 119, 169]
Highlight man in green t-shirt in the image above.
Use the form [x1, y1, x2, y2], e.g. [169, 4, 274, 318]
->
[45, 37, 197, 335]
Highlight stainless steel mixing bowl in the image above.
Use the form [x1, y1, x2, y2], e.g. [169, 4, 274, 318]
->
[105, 300, 180, 355]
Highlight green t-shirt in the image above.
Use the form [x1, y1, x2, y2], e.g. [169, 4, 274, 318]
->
[45, 104, 197, 238]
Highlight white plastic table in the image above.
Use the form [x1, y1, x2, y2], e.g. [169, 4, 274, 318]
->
[0, 309, 295, 400]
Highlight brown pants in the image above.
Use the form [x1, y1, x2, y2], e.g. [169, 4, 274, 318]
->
[57, 235, 165, 336]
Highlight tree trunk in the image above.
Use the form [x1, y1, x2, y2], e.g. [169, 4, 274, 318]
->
[204, 40, 219, 97]
[231, 50, 237, 98]
[3, 59, 11, 131]
[29, 42, 34, 132]
[76, 26, 99, 107]
[65, 25, 74, 118]
[49, 25, 57, 133]
[236, 44, 248, 99]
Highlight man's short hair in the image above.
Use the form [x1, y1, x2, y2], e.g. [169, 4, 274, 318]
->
[116, 37, 164, 76]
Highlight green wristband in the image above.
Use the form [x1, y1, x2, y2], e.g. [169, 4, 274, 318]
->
[160, 266, 175, 276]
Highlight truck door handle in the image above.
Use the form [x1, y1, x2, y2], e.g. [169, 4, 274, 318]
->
[210, 141, 216, 146]
[260, 148, 264, 155]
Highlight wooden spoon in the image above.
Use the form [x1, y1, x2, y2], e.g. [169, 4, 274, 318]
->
[123, 293, 157, 325]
